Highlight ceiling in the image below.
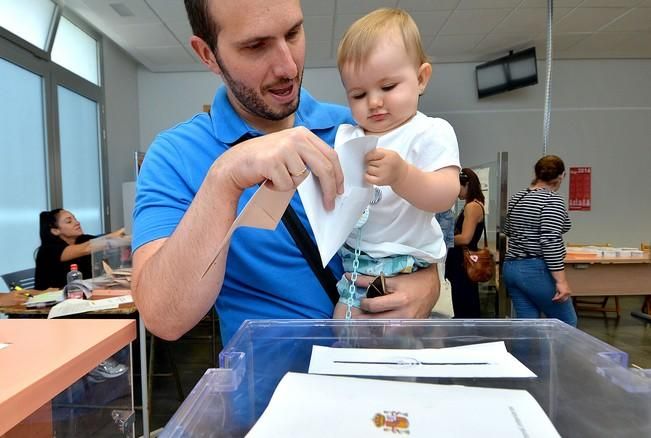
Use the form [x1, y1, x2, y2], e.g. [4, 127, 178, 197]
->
[62, 0, 651, 72]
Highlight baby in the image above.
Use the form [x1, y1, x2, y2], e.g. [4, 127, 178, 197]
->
[332, 8, 461, 319]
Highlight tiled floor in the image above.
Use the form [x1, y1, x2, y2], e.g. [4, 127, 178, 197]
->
[137, 295, 651, 437]
[577, 296, 651, 368]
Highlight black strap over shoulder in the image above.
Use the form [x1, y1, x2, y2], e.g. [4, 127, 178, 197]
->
[281, 206, 340, 305]
[229, 132, 339, 305]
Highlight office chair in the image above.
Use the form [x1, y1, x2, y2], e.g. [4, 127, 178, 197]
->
[2, 268, 36, 290]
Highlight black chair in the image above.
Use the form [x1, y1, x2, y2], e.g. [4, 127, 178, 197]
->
[2, 268, 36, 290]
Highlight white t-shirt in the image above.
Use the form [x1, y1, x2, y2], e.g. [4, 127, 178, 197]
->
[336, 112, 460, 263]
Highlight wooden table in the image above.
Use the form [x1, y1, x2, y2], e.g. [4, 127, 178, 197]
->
[0, 319, 136, 436]
[565, 252, 651, 317]
[0, 290, 153, 437]
[0, 289, 136, 315]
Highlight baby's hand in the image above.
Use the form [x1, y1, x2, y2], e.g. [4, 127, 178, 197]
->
[365, 148, 407, 187]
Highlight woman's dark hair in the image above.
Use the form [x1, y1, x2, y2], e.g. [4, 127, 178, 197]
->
[184, 0, 219, 52]
[534, 155, 565, 183]
[460, 168, 484, 204]
[39, 208, 64, 245]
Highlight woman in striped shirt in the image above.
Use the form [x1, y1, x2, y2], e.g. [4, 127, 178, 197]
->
[502, 155, 577, 326]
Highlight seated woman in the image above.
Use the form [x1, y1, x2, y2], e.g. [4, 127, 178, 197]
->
[445, 168, 485, 318]
[34, 208, 124, 290]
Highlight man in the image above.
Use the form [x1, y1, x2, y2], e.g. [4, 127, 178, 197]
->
[132, 0, 440, 345]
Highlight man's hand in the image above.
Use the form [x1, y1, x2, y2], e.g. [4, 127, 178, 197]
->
[218, 126, 344, 209]
[365, 148, 408, 188]
[132, 126, 345, 340]
[352, 265, 440, 318]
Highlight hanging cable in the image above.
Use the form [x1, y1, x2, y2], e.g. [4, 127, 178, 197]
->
[542, 0, 554, 155]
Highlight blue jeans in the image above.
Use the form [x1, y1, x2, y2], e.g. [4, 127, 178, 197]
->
[435, 209, 455, 249]
[503, 258, 577, 327]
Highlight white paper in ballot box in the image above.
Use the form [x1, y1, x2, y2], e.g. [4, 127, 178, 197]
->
[246, 372, 560, 438]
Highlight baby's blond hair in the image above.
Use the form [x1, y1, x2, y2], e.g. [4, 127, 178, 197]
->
[337, 8, 429, 73]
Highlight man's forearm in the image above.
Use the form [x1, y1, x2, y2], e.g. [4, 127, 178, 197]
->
[132, 164, 241, 340]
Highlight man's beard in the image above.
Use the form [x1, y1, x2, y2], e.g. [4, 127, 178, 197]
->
[215, 51, 302, 121]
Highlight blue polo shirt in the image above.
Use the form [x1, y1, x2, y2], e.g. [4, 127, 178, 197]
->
[133, 86, 353, 344]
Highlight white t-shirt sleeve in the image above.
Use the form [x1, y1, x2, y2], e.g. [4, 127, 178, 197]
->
[407, 116, 460, 173]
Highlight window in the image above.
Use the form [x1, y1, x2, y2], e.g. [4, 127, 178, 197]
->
[52, 16, 100, 85]
[0, 58, 49, 279]
[0, 0, 57, 50]
[58, 86, 103, 235]
[0, 11, 106, 285]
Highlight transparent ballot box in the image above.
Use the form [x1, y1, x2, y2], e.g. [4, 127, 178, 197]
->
[162, 319, 651, 437]
[90, 235, 132, 288]
[0, 319, 136, 437]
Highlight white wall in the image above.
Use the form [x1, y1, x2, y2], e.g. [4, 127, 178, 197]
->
[137, 60, 651, 247]
[102, 38, 140, 230]
[138, 70, 223, 148]
[424, 60, 651, 247]
[137, 68, 345, 147]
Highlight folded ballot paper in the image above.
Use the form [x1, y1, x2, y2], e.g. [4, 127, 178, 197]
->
[297, 135, 378, 267]
[246, 372, 560, 438]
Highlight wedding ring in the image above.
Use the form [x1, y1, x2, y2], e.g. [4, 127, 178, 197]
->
[290, 166, 308, 177]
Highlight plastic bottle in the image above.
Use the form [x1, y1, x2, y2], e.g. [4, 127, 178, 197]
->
[66, 264, 84, 299]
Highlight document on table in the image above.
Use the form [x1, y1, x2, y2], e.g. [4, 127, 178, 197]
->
[246, 372, 560, 438]
[308, 341, 536, 378]
[23, 290, 65, 308]
[297, 135, 378, 267]
[47, 295, 133, 319]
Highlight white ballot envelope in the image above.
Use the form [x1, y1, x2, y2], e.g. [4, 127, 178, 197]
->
[202, 181, 295, 278]
[308, 342, 537, 378]
[298, 135, 378, 267]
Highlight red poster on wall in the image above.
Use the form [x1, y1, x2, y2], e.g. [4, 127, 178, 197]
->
[569, 167, 591, 211]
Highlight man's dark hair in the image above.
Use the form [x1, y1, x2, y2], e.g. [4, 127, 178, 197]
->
[184, 0, 219, 52]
